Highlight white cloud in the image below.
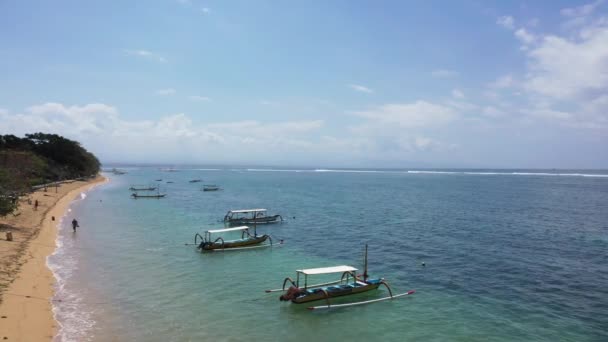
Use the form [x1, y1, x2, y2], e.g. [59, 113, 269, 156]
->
[0, 103, 329, 163]
[451, 89, 465, 99]
[348, 84, 373, 93]
[497, 15, 515, 30]
[431, 69, 459, 78]
[561, 0, 603, 17]
[526, 108, 572, 120]
[560, 0, 605, 29]
[124, 49, 166, 63]
[482, 106, 505, 118]
[515, 28, 536, 44]
[523, 25, 608, 99]
[351, 101, 457, 128]
[201, 7, 210, 14]
[189, 95, 211, 102]
[156, 88, 176, 96]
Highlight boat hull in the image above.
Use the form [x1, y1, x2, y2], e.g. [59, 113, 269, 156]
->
[290, 280, 382, 304]
[225, 215, 282, 226]
[131, 194, 166, 198]
[200, 234, 269, 251]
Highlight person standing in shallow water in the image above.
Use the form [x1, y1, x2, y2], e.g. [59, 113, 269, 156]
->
[72, 218, 79, 232]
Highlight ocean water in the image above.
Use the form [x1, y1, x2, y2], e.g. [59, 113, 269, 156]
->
[48, 167, 608, 341]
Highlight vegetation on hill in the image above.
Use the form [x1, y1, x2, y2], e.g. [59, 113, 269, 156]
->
[0, 133, 100, 215]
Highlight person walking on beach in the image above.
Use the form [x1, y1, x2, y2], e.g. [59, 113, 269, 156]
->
[34, 199, 39, 210]
[72, 218, 79, 232]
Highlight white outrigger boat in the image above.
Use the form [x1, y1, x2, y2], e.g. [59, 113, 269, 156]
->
[265, 245, 415, 310]
[202, 184, 221, 191]
[194, 226, 280, 252]
[224, 209, 283, 226]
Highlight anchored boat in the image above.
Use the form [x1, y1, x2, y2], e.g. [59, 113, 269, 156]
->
[131, 192, 166, 199]
[131, 187, 166, 199]
[203, 184, 221, 191]
[194, 226, 276, 251]
[129, 186, 156, 191]
[266, 245, 415, 310]
[224, 209, 282, 226]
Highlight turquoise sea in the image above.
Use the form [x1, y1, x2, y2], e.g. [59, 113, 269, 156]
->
[48, 167, 608, 341]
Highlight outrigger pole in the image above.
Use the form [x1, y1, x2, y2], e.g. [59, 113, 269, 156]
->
[307, 290, 416, 310]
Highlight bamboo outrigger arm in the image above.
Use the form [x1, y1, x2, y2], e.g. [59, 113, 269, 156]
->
[321, 289, 331, 308]
[282, 277, 297, 290]
[213, 237, 225, 249]
[307, 289, 416, 311]
[380, 280, 394, 297]
[194, 233, 204, 245]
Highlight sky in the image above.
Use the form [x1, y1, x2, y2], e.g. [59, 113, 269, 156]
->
[0, 0, 607, 168]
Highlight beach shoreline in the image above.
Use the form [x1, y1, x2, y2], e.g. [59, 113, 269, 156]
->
[0, 175, 106, 342]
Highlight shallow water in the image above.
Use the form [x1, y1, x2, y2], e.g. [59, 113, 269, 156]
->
[49, 167, 608, 341]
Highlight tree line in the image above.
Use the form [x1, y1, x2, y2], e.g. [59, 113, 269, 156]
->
[0, 133, 100, 216]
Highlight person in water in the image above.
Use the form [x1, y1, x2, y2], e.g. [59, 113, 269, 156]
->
[72, 218, 79, 232]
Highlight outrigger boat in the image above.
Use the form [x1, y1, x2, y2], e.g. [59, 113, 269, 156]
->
[224, 209, 283, 226]
[194, 226, 277, 252]
[111, 168, 127, 175]
[129, 186, 156, 191]
[131, 192, 166, 199]
[203, 185, 221, 191]
[266, 245, 415, 310]
[131, 188, 166, 199]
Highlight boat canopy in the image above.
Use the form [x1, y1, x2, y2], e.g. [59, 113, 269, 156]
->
[206, 226, 250, 234]
[228, 209, 267, 214]
[297, 265, 357, 275]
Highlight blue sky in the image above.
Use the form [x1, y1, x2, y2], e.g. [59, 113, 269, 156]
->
[1, 0, 607, 168]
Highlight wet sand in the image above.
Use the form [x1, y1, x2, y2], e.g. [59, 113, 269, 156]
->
[0, 175, 106, 341]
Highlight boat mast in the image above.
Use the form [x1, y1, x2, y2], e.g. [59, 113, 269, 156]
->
[253, 211, 257, 236]
[363, 244, 368, 281]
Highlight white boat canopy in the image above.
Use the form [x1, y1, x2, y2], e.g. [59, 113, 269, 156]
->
[228, 209, 267, 213]
[206, 226, 250, 234]
[297, 265, 358, 275]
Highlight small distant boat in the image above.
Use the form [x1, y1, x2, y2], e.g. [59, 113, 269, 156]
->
[155, 179, 162, 181]
[203, 185, 221, 191]
[194, 226, 275, 252]
[166, 181, 174, 184]
[131, 192, 166, 199]
[111, 168, 127, 175]
[266, 245, 415, 310]
[129, 186, 156, 191]
[189, 179, 202, 183]
[224, 209, 282, 226]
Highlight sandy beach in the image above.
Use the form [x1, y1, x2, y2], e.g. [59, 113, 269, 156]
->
[0, 175, 106, 342]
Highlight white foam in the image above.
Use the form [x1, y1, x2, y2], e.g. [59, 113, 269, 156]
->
[234, 168, 608, 178]
[407, 170, 457, 174]
[48, 216, 96, 341]
[247, 168, 307, 172]
[47, 181, 108, 341]
[314, 169, 387, 173]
